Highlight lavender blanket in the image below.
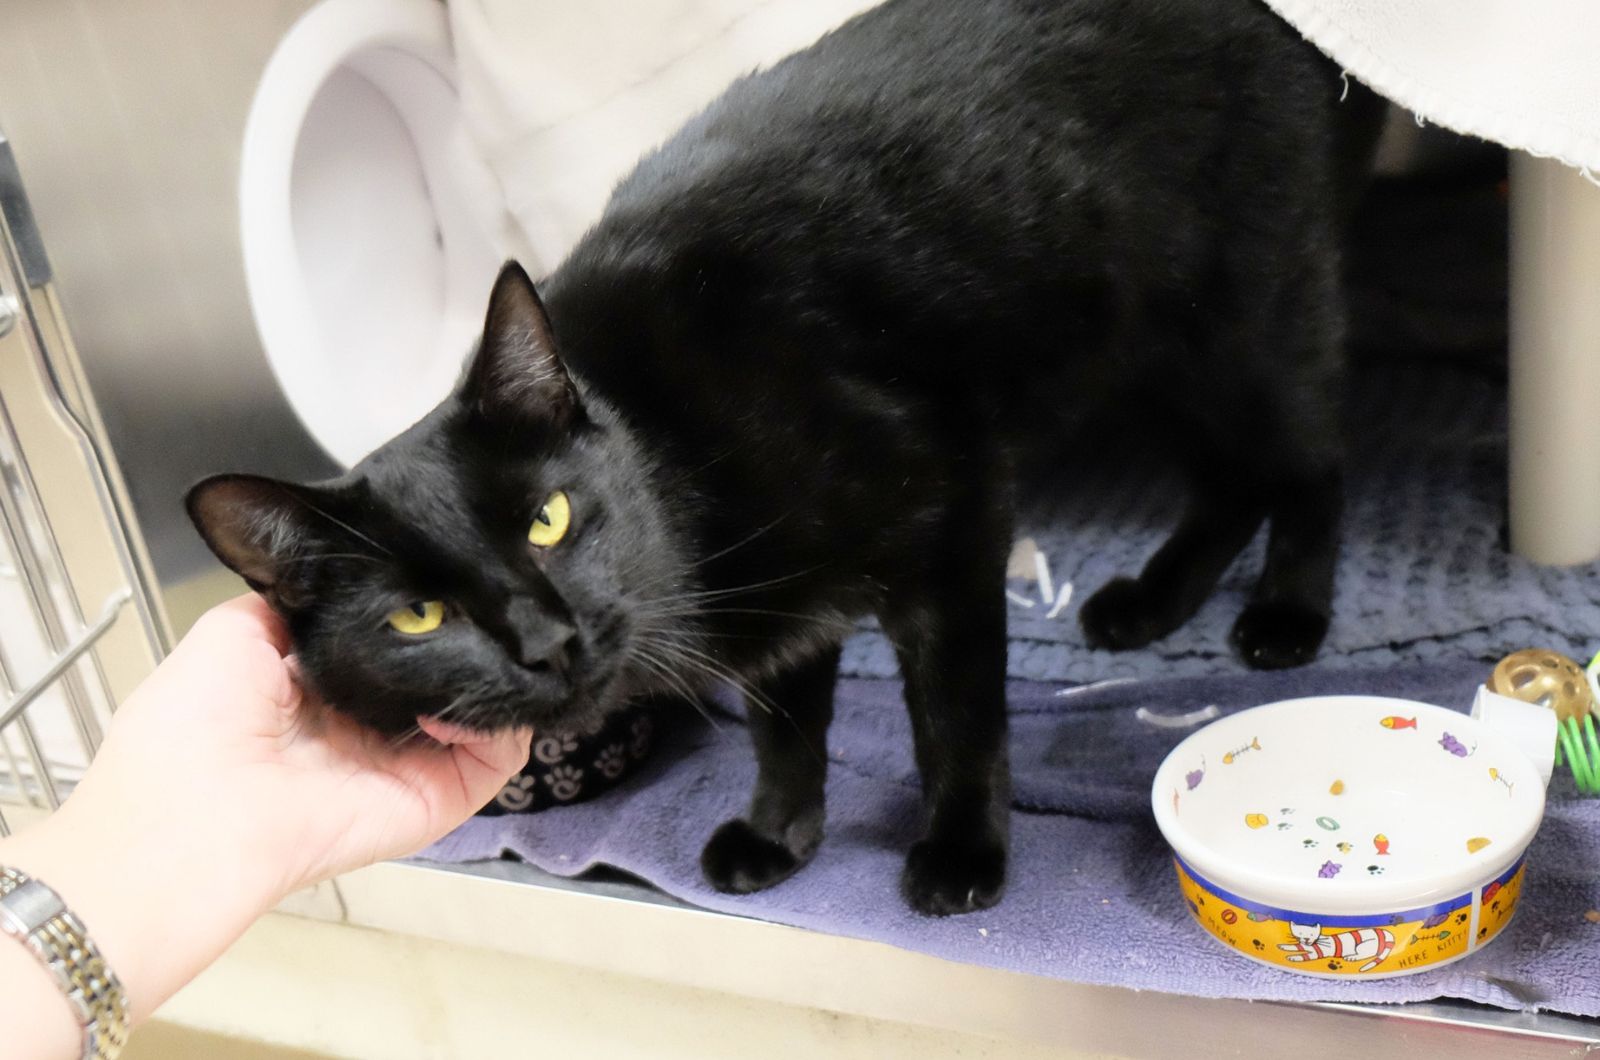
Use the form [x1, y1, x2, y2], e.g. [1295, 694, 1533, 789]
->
[423, 662, 1600, 1017]
[843, 364, 1600, 684]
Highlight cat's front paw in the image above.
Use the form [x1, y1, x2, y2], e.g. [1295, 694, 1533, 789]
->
[1080, 577, 1168, 651]
[1231, 600, 1328, 670]
[901, 837, 1007, 916]
[701, 819, 809, 894]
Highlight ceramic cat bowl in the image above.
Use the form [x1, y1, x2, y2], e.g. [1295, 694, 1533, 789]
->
[1151, 695, 1546, 978]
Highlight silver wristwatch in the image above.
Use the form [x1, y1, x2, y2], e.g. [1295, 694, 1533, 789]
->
[0, 866, 130, 1060]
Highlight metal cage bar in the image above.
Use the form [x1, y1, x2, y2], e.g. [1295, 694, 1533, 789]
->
[0, 125, 164, 835]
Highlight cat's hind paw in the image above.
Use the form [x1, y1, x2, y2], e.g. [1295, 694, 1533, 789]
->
[701, 819, 809, 894]
[1230, 600, 1328, 670]
[901, 837, 1007, 916]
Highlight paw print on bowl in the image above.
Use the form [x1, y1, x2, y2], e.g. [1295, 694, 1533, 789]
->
[1326, 960, 1341, 971]
[544, 764, 585, 801]
[534, 733, 580, 764]
[1302, 839, 1319, 849]
[1367, 865, 1384, 876]
[1251, 939, 1265, 951]
[594, 742, 628, 780]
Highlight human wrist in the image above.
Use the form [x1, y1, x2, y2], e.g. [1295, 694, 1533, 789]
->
[0, 792, 278, 1023]
[0, 918, 83, 1059]
[1, 864, 133, 1058]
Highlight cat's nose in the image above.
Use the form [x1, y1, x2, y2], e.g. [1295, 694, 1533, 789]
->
[515, 621, 579, 679]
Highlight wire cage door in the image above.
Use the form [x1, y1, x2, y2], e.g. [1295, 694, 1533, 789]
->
[0, 127, 167, 834]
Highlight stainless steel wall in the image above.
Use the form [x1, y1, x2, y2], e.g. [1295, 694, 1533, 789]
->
[0, 0, 338, 626]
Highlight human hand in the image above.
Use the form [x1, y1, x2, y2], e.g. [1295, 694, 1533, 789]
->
[0, 593, 530, 1021]
[78, 593, 531, 896]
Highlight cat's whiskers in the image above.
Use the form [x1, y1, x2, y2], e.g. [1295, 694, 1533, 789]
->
[385, 723, 425, 748]
[634, 629, 786, 721]
[432, 686, 503, 729]
[646, 628, 770, 641]
[630, 522, 822, 613]
[270, 552, 387, 570]
[629, 569, 832, 641]
[630, 627, 824, 769]
[636, 603, 844, 629]
[626, 620, 731, 715]
[640, 564, 827, 608]
[384, 684, 494, 750]
[290, 495, 395, 556]
[651, 446, 737, 493]
[687, 509, 796, 571]
[623, 642, 723, 730]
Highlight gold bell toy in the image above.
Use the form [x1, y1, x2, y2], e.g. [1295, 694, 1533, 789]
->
[1488, 648, 1596, 724]
[1487, 648, 1600, 796]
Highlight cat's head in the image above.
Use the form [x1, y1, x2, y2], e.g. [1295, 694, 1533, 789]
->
[186, 263, 690, 735]
[1288, 922, 1322, 945]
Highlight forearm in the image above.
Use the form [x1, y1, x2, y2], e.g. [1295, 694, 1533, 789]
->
[0, 788, 281, 1052]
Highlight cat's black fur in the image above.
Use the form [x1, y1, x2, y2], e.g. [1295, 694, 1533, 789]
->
[189, 0, 1385, 914]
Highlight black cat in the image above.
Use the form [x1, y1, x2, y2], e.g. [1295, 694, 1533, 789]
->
[188, 0, 1384, 914]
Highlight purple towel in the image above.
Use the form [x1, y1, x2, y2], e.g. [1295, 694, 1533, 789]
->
[841, 364, 1600, 685]
[421, 662, 1600, 1017]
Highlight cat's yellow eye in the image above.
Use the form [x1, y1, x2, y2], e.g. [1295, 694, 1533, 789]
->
[528, 490, 572, 548]
[387, 600, 445, 635]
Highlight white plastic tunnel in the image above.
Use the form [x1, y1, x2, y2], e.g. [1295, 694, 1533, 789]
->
[240, 0, 508, 467]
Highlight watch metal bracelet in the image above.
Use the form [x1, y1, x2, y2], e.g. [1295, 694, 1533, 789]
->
[0, 866, 130, 1060]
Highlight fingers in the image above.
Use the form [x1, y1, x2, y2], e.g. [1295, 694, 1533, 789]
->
[416, 715, 489, 747]
[480, 727, 535, 777]
[447, 727, 534, 807]
[416, 716, 531, 779]
[174, 594, 299, 712]
[270, 659, 307, 722]
[185, 593, 293, 657]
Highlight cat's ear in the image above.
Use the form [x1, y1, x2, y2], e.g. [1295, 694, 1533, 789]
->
[185, 474, 329, 611]
[463, 261, 582, 434]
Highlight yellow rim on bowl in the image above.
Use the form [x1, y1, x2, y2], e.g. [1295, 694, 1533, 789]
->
[1172, 853, 1526, 977]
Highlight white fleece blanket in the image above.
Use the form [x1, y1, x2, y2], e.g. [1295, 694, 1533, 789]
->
[448, 0, 884, 272]
[1262, 0, 1600, 176]
[450, 0, 1600, 265]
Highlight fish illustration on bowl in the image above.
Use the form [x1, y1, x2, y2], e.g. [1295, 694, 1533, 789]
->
[1223, 738, 1262, 765]
[1379, 716, 1417, 731]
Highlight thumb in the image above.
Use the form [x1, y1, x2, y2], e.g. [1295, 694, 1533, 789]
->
[417, 718, 534, 808]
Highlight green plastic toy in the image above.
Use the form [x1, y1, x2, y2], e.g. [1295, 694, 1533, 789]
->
[1554, 651, 1600, 795]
